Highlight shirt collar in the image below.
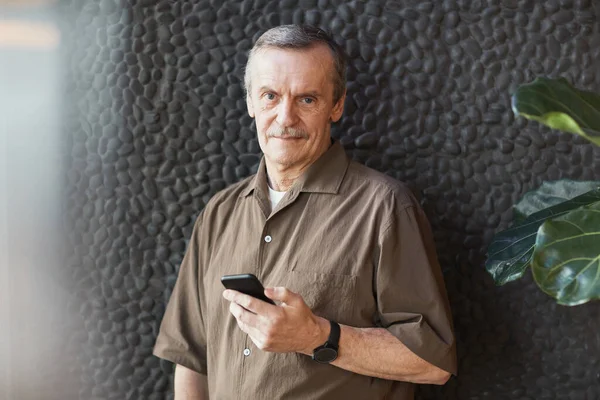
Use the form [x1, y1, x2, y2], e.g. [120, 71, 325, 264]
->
[240, 140, 350, 198]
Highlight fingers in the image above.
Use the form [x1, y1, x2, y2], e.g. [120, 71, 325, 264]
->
[229, 301, 259, 326]
[225, 287, 313, 353]
[222, 290, 271, 314]
[229, 302, 266, 345]
[231, 302, 275, 351]
[264, 286, 302, 306]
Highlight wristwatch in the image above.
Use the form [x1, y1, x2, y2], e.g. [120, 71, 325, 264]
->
[312, 320, 340, 364]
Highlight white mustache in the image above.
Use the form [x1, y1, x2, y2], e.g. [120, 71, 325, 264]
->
[267, 128, 309, 139]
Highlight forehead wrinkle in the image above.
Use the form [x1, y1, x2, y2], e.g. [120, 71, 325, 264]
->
[250, 45, 334, 98]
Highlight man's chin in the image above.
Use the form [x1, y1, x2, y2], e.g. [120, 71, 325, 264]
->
[265, 151, 301, 168]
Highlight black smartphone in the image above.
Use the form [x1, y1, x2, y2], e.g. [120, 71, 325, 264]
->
[221, 273, 276, 305]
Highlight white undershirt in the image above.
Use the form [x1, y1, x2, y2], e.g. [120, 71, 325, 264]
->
[268, 186, 287, 210]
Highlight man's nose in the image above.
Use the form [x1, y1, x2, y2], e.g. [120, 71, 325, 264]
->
[275, 99, 298, 128]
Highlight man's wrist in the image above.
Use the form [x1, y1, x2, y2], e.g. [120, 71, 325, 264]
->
[301, 315, 330, 355]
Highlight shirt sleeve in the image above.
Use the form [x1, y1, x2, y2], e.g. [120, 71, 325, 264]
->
[153, 211, 208, 375]
[375, 202, 457, 376]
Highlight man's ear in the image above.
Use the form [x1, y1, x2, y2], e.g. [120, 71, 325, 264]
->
[330, 90, 346, 123]
[246, 94, 255, 118]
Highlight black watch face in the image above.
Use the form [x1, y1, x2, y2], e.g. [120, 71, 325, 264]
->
[315, 347, 338, 363]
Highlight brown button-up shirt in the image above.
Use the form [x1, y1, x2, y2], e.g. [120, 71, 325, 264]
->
[153, 141, 457, 399]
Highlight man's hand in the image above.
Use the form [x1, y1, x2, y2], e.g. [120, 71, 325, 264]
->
[222, 287, 329, 355]
[223, 287, 453, 384]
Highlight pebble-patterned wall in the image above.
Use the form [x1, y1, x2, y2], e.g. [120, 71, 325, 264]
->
[58, 0, 600, 399]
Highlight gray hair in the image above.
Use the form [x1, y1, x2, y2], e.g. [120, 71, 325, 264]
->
[244, 25, 347, 104]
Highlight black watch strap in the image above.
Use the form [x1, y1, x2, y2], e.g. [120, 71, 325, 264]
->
[312, 320, 340, 363]
[327, 320, 340, 348]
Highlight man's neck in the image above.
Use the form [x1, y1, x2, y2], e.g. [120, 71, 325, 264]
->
[265, 144, 331, 191]
[265, 161, 309, 192]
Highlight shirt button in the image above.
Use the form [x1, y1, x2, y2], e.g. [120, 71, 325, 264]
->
[264, 235, 272, 243]
[243, 348, 251, 356]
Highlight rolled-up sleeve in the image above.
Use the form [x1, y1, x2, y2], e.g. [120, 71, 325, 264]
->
[375, 203, 457, 375]
[153, 211, 208, 375]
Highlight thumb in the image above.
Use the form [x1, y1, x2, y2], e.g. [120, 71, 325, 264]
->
[264, 286, 299, 305]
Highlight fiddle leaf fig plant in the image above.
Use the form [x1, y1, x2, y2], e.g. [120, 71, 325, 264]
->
[510, 77, 600, 145]
[486, 187, 600, 287]
[533, 201, 600, 306]
[512, 180, 600, 224]
[485, 77, 600, 306]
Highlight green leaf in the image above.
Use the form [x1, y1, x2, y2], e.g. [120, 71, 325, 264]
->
[512, 77, 600, 146]
[532, 201, 600, 306]
[485, 188, 600, 285]
[513, 180, 600, 223]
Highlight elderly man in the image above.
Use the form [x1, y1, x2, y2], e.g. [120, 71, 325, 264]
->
[153, 25, 457, 399]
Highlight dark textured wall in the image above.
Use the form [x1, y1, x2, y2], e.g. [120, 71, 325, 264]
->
[58, 0, 600, 399]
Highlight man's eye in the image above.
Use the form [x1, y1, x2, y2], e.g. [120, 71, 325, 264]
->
[302, 97, 314, 104]
[265, 93, 275, 100]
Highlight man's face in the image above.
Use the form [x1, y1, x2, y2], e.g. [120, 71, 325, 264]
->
[246, 44, 345, 169]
